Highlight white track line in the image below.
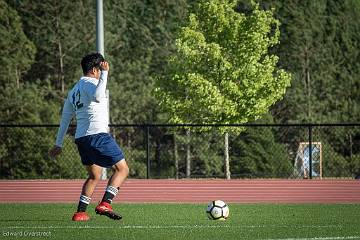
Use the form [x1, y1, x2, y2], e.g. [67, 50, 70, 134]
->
[2, 226, 360, 240]
[2, 225, 231, 229]
[260, 237, 360, 240]
[0, 225, 346, 230]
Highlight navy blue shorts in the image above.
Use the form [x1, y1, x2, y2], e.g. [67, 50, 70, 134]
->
[75, 133, 125, 168]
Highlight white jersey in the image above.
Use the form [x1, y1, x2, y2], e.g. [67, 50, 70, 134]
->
[55, 71, 109, 147]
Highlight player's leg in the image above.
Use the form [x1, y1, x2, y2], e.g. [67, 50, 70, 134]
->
[72, 164, 102, 221]
[102, 160, 129, 203]
[95, 160, 129, 220]
[78, 164, 103, 210]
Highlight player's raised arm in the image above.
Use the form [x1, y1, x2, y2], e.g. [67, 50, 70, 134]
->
[93, 61, 109, 102]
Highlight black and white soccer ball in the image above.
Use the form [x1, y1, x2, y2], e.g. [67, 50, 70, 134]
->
[206, 200, 229, 220]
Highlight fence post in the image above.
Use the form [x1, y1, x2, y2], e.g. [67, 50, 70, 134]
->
[146, 125, 150, 179]
[224, 132, 231, 180]
[308, 124, 313, 179]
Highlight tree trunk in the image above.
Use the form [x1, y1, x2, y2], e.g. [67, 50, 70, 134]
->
[186, 129, 191, 178]
[304, 48, 311, 120]
[349, 133, 353, 159]
[55, 2, 65, 93]
[306, 68, 311, 120]
[57, 37, 65, 93]
[15, 68, 20, 89]
[174, 133, 179, 179]
[224, 132, 231, 179]
[59, 42, 65, 93]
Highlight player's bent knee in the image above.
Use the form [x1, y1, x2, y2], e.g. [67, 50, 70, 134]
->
[86, 164, 103, 181]
[88, 172, 102, 181]
[123, 164, 129, 177]
[114, 159, 129, 176]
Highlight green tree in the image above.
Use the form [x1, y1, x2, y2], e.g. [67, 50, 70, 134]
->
[102, 1, 189, 178]
[156, 0, 290, 125]
[267, 0, 360, 124]
[230, 116, 292, 178]
[0, 0, 35, 88]
[264, 0, 360, 177]
[10, 0, 95, 93]
[0, 83, 60, 179]
[104, 0, 188, 124]
[155, 0, 291, 178]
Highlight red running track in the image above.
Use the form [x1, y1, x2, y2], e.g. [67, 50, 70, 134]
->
[0, 179, 359, 204]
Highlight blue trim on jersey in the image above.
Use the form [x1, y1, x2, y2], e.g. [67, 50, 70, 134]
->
[75, 133, 124, 168]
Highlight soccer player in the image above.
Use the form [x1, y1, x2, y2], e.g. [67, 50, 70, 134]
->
[49, 53, 129, 221]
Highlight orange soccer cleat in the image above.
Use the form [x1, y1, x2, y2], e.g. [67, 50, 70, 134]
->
[95, 202, 122, 220]
[72, 212, 90, 221]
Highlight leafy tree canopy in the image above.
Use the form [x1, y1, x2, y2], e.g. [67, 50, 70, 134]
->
[155, 0, 291, 128]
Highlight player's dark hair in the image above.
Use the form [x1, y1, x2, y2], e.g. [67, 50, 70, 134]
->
[81, 52, 105, 74]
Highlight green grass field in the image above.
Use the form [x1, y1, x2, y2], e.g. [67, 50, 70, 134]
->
[0, 203, 360, 240]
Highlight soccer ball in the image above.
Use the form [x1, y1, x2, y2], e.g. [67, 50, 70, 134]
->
[206, 200, 229, 220]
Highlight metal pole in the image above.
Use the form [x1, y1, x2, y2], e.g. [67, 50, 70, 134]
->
[146, 126, 150, 179]
[96, 0, 104, 56]
[308, 125, 313, 179]
[97, 0, 107, 180]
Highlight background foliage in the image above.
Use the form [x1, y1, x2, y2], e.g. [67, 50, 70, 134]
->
[0, 0, 359, 178]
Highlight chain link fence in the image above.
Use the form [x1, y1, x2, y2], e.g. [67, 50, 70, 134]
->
[0, 124, 359, 179]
